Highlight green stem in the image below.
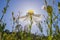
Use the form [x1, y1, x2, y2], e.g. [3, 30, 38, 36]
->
[29, 15, 33, 33]
[48, 13, 52, 40]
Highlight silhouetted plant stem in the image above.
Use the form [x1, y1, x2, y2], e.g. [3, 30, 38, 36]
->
[0, 14, 4, 22]
[12, 22, 14, 32]
[0, 0, 10, 40]
[44, 0, 53, 39]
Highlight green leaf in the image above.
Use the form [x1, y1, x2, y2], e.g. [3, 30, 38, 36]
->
[7, 0, 10, 3]
[12, 12, 14, 16]
[0, 23, 6, 32]
[44, 0, 47, 5]
[58, 2, 60, 11]
[53, 16, 58, 21]
[48, 36, 52, 40]
[27, 37, 31, 40]
[58, 2, 60, 8]
[2, 7, 7, 14]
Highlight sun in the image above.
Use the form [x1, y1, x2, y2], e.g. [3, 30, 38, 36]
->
[27, 10, 34, 15]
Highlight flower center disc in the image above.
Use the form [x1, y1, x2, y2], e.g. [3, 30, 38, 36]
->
[28, 10, 34, 15]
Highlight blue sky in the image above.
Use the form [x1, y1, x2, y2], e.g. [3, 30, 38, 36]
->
[0, 0, 60, 36]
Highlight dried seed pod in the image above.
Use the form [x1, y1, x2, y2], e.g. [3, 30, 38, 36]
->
[47, 5, 53, 16]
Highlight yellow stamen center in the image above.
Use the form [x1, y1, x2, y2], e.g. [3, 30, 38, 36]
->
[28, 10, 34, 15]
